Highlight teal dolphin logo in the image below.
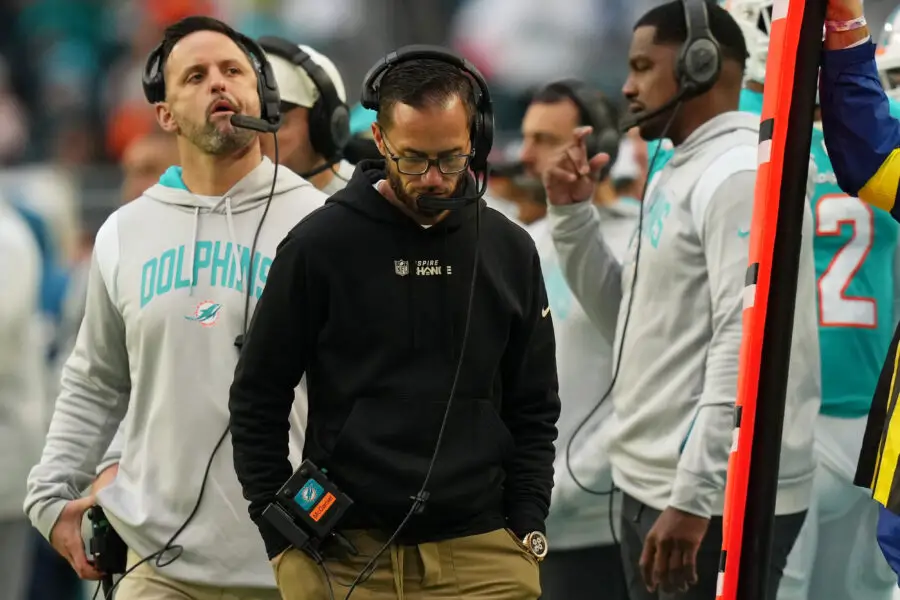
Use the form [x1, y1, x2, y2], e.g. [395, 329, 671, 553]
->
[185, 301, 222, 328]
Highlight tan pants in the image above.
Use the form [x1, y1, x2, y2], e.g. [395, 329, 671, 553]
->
[115, 550, 283, 600]
[272, 528, 541, 600]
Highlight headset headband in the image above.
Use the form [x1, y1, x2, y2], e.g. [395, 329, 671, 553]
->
[257, 36, 350, 160]
[678, 0, 723, 96]
[257, 36, 343, 113]
[360, 45, 494, 173]
[142, 27, 282, 132]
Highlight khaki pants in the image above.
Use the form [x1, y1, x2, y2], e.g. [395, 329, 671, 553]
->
[115, 550, 283, 600]
[273, 528, 540, 600]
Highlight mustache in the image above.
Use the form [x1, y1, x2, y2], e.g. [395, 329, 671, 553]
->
[207, 95, 241, 117]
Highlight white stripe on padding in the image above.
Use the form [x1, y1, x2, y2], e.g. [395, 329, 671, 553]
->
[743, 284, 757, 310]
[758, 139, 772, 165]
[717, 572, 725, 596]
[773, 0, 788, 21]
[731, 427, 740, 452]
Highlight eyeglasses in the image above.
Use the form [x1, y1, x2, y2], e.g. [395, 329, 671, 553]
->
[379, 128, 472, 175]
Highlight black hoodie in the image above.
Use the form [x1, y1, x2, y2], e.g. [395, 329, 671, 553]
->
[229, 160, 560, 558]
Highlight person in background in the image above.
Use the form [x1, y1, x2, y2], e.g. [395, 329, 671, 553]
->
[484, 159, 543, 225]
[544, 2, 819, 597]
[120, 130, 180, 204]
[258, 37, 354, 194]
[519, 79, 636, 600]
[817, 0, 900, 586]
[0, 196, 44, 600]
[609, 128, 649, 202]
[24, 16, 325, 599]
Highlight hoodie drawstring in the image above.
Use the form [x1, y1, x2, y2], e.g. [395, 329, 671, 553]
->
[187, 207, 199, 296]
[224, 197, 244, 290]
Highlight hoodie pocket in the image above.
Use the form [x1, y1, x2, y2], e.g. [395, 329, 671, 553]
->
[326, 397, 514, 517]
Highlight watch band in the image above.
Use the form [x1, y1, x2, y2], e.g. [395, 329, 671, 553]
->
[824, 16, 867, 32]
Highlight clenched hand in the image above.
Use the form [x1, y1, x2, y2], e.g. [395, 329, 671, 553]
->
[49, 496, 104, 580]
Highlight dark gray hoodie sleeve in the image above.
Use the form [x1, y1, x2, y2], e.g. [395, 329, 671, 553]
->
[24, 216, 131, 540]
[546, 201, 623, 343]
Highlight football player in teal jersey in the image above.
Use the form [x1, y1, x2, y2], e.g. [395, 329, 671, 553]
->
[655, 1, 900, 599]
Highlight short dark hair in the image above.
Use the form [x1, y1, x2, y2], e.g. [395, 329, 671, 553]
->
[160, 16, 256, 75]
[530, 82, 618, 129]
[376, 59, 477, 129]
[634, 0, 749, 70]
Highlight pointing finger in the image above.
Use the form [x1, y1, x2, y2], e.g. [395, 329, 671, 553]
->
[573, 125, 594, 140]
[588, 152, 611, 173]
[565, 146, 589, 176]
[546, 165, 578, 184]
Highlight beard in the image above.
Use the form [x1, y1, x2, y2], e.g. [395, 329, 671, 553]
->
[386, 168, 466, 218]
[176, 112, 256, 156]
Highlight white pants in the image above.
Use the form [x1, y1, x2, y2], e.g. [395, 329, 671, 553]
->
[778, 415, 897, 600]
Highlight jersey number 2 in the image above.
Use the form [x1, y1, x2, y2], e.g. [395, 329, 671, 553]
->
[816, 194, 876, 328]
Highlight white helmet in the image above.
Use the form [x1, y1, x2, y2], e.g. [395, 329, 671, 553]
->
[722, 0, 773, 85]
[877, 5, 900, 101]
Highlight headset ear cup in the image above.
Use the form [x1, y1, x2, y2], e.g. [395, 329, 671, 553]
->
[584, 133, 601, 159]
[308, 100, 351, 161]
[477, 108, 494, 172]
[597, 129, 621, 179]
[143, 44, 166, 104]
[472, 111, 491, 172]
[307, 99, 330, 158]
[684, 38, 721, 94]
[331, 105, 351, 154]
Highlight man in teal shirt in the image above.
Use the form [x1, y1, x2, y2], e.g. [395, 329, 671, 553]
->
[643, 1, 900, 599]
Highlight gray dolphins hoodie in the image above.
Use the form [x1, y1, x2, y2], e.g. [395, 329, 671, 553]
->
[548, 111, 821, 519]
[25, 157, 326, 587]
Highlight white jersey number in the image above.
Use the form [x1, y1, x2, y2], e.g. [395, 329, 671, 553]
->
[816, 194, 876, 328]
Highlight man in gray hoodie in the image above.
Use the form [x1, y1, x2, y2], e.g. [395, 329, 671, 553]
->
[24, 16, 325, 600]
[518, 80, 635, 600]
[543, 1, 820, 599]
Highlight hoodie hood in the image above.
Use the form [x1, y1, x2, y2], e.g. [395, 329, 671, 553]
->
[669, 111, 761, 169]
[329, 159, 484, 232]
[142, 156, 319, 296]
[147, 156, 310, 213]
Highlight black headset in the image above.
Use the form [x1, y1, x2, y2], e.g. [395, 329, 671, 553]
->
[142, 29, 283, 134]
[678, 0, 723, 98]
[360, 44, 494, 175]
[539, 79, 621, 177]
[257, 36, 351, 162]
[620, 0, 722, 131]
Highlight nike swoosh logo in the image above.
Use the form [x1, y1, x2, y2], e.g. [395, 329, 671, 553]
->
[542, 306, 551, 318]
[738, 229, 750, 238]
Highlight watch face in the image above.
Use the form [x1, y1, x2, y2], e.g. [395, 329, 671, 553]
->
[526, 532, 548, 558]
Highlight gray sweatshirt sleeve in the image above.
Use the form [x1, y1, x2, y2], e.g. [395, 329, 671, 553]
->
[96, 423, 126, 475]
[24, 217, 131, 541]
[669, 170, 755, 518]
[547, 202, 624, 343]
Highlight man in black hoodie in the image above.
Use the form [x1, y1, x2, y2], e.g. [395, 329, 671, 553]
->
[229, 47, 560, 600]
